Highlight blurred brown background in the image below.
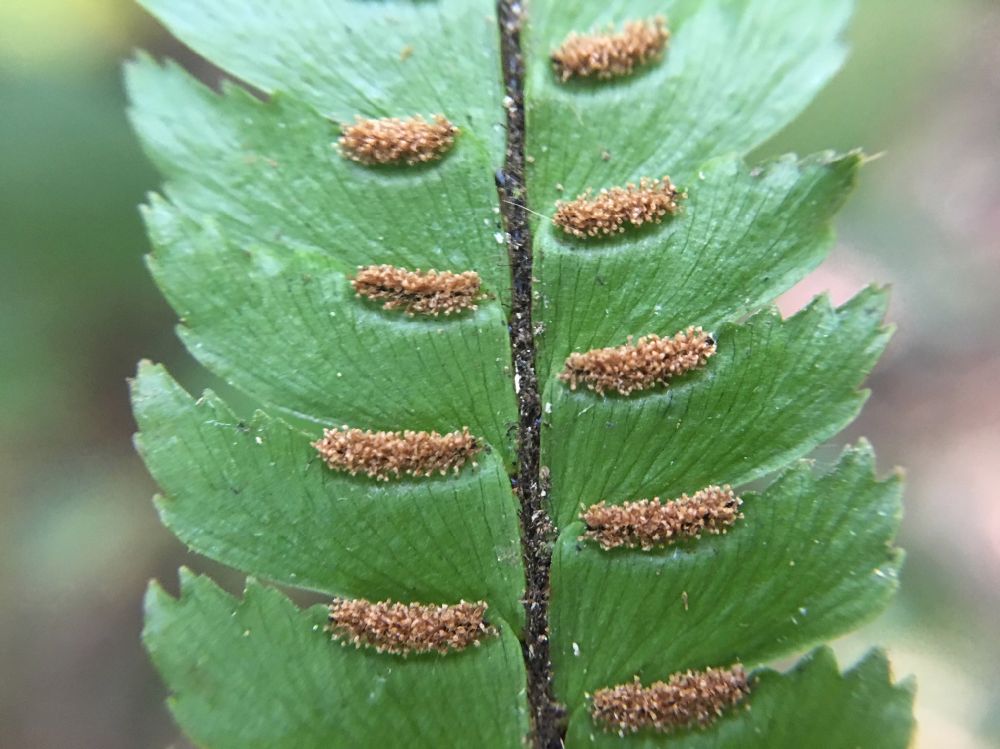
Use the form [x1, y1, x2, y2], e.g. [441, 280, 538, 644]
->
[1, 0, 998, 747]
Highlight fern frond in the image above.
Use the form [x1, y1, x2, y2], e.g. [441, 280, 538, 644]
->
[130, 0, 914, 746]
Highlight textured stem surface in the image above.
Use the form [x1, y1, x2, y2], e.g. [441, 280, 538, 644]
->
[497, 2, 564, 746]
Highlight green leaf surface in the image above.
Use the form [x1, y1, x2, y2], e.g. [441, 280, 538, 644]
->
[564, 648, 915, 748]
[526, 0, 853, 207]
[140, 195, 519, 464]
[544, 288, 891, 527]
[145, 571, 530, 749]
[127, 59, 520, 456]
[126, 57, 510, 293]
[535, 152, 860, 377]
[129, 0, 915, 744]
[132, 363, 525, 629]
[137, 0, 506, 154]
[550, 442, 903, 710]
[128, 60, 517, 460]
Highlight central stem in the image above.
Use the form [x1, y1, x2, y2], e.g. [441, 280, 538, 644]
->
[496, 2, 564, 746]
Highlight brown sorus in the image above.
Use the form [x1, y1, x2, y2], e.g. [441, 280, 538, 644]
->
[552, 18, 669, 81]
[553, 177, 683, 238]
[351, 264, 483, 316]
[338, 114, 458, 165]
[312, 426, 480, 481]
[328, 598, 493, 655]
[581, 485, 743, 550]
[559, 326, 716, 396]
[591, 665, 750, 734]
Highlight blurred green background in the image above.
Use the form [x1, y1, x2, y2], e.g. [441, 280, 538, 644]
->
[1, 1, 997, 746]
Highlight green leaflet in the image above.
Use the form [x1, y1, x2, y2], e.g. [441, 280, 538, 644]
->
[127, 60, 519, 464]
[137, 0, 507, 155]
[550, 442, 903, 708]
[132, 363, 525, 628]
[139, 195, 519, 465]
[564, 648, 915, 748]
[544, 288, 891, 528]
[534, 152, 860, 378]
[526, 0, 853, 203]
[145, 572, 529, 749]
[125, 57, 510, 295]
[128, 0, 913, 745]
